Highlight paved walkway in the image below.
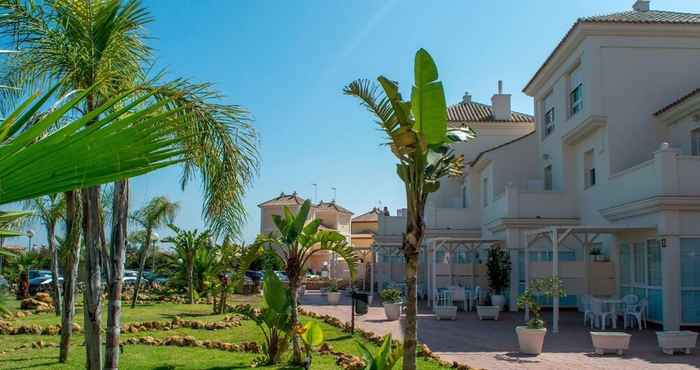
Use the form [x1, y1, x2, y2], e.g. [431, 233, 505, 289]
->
[301, 292, 700, 370]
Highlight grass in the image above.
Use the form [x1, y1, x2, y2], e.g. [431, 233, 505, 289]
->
[0, 295, 450, 370]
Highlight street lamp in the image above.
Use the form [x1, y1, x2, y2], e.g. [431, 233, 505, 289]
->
[26, 229, 34, 251]
[151, 232, 160, 273]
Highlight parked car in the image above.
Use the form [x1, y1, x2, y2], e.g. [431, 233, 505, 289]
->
[123, 270, 138, 285]
[28, 270, 51, 280]
[0, 275, 8, 290]
[245, 270, 264, 282]
[29, 275, 63, 294]
[143, 271, 168, 285]
[274, 271, 289, 283]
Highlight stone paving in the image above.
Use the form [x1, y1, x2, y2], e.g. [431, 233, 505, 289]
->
[301, 292, 700, 370]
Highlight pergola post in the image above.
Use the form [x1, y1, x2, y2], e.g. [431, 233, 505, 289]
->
[369, 247, 375, 304]
[524, 234, 530, 321]
[552, 227, 559, 334]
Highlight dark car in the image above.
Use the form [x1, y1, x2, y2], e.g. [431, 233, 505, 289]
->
[245, 270, 264, 282]
[29, 275, 62, 294]
[28, 270, 51, 280]
[0, 275, 8, 290]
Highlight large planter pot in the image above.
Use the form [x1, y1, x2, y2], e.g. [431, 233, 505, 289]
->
[657, 331, 698, 355]
[383, 302, 401, 321]
[434, 305, 457, 320]
[516, 326, 547, 355]
[327, 292, 341, 305]
[476, 305, 500, 320]
[590, 332, 631, 355]
[491, 294, 506, 311]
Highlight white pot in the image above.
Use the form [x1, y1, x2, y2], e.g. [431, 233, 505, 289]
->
[516, 326, 547, 355]
[657, 331, 698, 355]
[476, 305, 500, 320]
[383, 302, 401, 321]
[327, 292, 341, 305]
[491, 294, 506, 311]
[590, 332, 631, 355]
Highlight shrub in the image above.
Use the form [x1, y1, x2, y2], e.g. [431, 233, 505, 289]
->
[380, 288, 401, 304]
[516, 277, 565, 329]
[486, 246, 511, 295]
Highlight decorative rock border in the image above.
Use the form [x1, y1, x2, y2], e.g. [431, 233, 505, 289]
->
[122, 335, 260, 354]
[298, 308, 478, 370]
[0, 321, 80, 335]
[121, 315, 242, 333]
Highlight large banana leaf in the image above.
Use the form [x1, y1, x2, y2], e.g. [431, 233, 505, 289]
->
[411, 48, 447, 146]
[0, 85, 184, 205]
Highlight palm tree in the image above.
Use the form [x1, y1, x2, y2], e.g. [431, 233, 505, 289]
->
[23, 194, 65, 316]
[129, 196, 178, 308]
[240, 200, 358, 365]
[162, 225, 211, 304]
[343, 49, 471, 370]
[0, 2, 259, 367]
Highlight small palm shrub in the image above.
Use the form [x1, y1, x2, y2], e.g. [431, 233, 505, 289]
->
[516, 277, 566, 329]
[380, 288, 401, 304]
[357, 334, 403, 370]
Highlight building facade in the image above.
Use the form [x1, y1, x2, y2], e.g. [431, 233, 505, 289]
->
[374, 0, 700, 330]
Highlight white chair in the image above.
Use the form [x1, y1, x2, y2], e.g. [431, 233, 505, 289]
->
[591, 298, 616, 330]
[434, 289, 457, 320]
[581, 295, 595, 327]
[625, 298, 648, 330]
[451, 286, 466, 311]
[621, 294, 639, 328]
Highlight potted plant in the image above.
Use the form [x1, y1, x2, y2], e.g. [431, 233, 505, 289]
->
[589, 247, 603, 262]
[380, 288, 402, 321]
[486, 246, 511, 311]
[515, 277, 565, 355]
[326, 281, 341, 305]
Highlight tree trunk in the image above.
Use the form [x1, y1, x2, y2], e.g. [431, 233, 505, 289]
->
[82, 187, 103, 370]
[402, 194, 424, 370]
[105, 179, 128, 370]
[289, 275, 303, 364]
[59, 191, 81, 363]
[48, 222, 63, 317]
[130, 228, 151, 309]
[187, 256, 194, 304]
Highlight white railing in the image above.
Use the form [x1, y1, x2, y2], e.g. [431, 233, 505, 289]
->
[377, 215, 406, 236]
[425, 207, 480, 229]
[607, 159, 658, 204]
[678, 156, 700, 196]
[518, 191, 577, 218]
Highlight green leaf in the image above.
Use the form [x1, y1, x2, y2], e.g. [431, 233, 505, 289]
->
[300, 321, 324, 347]
[263, 268, 289, 313]
[411, 48, 447, 146]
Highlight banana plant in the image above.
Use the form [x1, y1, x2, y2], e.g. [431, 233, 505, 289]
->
[357, 334, 403, 370]
[344, 49, 473, 370]
[299, 321, 324, 368]
[232, 268, 292, 366]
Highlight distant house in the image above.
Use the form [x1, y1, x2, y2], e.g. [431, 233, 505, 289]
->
[375, 0, 700, 331]
[258, 192, 353, 278]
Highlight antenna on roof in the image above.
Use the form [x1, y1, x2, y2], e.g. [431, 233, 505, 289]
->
[312, 183, 318, 203]
[331, 187, 337, 202]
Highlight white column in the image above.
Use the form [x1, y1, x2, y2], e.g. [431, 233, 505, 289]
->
[447, 247, 453, 286]
[662, 235, 681, 330]
[432, 241, 438, 308]
[552, 228, 560, 334]
[508, 230, 520, 312]
[427, 241, 432, 308]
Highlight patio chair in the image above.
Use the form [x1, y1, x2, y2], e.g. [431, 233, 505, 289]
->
[621, 294, 639, 328]
[591, 298, 616, 330]
[451, 286, 466, 311]
[624, 298, 648, 330]
[581, 295, 595, 327]
[469, 286, 481, 311]
[434, 289, 457, 320]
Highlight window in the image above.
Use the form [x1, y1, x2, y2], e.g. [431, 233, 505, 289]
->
[647, 239, 661, 286]
[482, 177, 489, 208]
[633, 242, 646, 285]
[692, 128, 700, 156]
[569, 63, 583, 117]
[584, 149, 595, 189]
[544, 165, 553, 190]
[542, 92, 555, 138]
[461, 183, 470, 208]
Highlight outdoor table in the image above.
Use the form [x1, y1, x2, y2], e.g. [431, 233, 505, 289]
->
[592, 297, 623, 329]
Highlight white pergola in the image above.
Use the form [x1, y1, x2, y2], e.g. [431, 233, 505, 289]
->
[524, 225, 655, 333]
[426, 237, 503, 308]
[369, 240, 403, 300]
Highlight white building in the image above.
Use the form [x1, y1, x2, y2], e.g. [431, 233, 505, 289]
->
[374, 0, 700, 331]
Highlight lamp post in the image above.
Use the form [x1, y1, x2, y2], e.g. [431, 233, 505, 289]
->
[26, 229, 34, 251]
[151, 232, 160, 273]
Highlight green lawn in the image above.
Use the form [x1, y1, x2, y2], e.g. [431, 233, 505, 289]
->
[0, 295, 449, 369]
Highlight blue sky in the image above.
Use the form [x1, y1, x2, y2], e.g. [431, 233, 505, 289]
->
[15, 0, 700, 247]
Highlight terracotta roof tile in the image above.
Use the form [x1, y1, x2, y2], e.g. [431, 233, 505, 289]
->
[447, 101, 533, 124]
[316, 201, 353, 215]
[258, 192, 307, 207]
[352, 208, 383, 222]
[654, 88, 700, 116]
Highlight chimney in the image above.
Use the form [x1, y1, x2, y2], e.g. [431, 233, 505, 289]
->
[462, 91, 471, 104]
[491, 80, 511, 121]
[633, 0, 650, 11]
